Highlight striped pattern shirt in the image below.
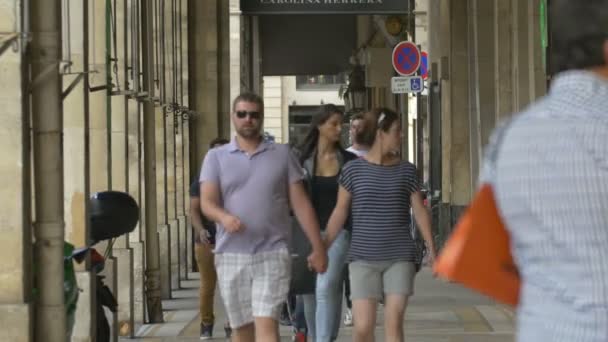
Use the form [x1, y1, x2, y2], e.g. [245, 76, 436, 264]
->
[340, 158, 420, 262]
[481, 71, 608, 342]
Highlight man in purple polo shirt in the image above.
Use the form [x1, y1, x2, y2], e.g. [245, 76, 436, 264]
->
[199, 92, 328, 342]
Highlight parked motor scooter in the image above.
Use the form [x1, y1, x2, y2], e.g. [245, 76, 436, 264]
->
[68, 191, 139, 341]
[34, 191, 138, 341]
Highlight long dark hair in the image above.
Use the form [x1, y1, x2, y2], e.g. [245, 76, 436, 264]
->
[298, 104, 344, 164]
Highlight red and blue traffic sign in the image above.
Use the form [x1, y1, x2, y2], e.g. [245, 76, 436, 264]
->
[421, 51, 429, 80]
[392, 41, 421, 76]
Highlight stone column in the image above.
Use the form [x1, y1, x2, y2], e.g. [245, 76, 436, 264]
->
[174, 0, 187, 281]
[187, 0, 222, 280]
[511, 0, 547, 109]
[175, 115, 187, 280]
[182, 115, 192, 277]
[88, 0, 121, 339]
[151, 0, 171, 300]
[251, 16, 262, 96]
[431, 0, 473, 233]
[180, 0, 190, 125]
[61, 0, 96, 340]
[219, 0, 232, 140]
[189, 0, 220, 176]
[73, 0, 112, 340]
[124, 0, 145, 329]
[139, 0, 165, 321]
[466, 0, 481, 187]
[511, 0, 532, 111]
[494, 0, 514, 120]
[468, 0, 496, 184]
[110, 0, 135, 336]
[127, 97, 145, 328]
[178, 0, 191, 277]
[163, 0, 180, 291]
[528, 0, 547, 101]
[427, 0, 441, 204]
[0, 3, 33, 341]
[446, 0, 472, 219]
[88, 0, 109, 222]
[156, 103, 171, 299]
[137, 99, 149, 316]
[174, 0, 187, 280]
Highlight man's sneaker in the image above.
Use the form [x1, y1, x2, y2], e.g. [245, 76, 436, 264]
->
[343, 309, 353, 327]
[224, 322, 232, 339]
[200, 324, 213, 340]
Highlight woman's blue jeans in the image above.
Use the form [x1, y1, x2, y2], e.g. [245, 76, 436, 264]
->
[302, 230, 350, 342]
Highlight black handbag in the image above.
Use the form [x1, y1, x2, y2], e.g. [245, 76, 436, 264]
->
[410, 209, 427, 272]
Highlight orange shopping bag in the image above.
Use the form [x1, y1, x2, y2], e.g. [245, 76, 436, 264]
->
[433, 183, 521, 306]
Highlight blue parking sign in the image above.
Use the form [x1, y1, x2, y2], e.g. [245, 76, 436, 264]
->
[410, 77, 422, 92]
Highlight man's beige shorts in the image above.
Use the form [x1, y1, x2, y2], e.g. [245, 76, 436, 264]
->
[215, 248, 291, 328]
[349, 260, 416, 300]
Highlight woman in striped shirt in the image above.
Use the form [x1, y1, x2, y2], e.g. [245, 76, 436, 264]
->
[325, 107, 436, 342]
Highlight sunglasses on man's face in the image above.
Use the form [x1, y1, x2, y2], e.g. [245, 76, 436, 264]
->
[235, 110, 261, 120]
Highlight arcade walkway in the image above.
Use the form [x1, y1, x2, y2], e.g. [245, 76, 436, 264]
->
[122, 269, 515, 342]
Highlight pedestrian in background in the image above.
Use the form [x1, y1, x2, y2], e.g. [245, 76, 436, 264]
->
[346, 112, 368, 157]
[190, 137, 229, 340]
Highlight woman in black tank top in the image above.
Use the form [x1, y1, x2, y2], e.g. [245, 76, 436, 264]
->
[294, 104, 356, 342]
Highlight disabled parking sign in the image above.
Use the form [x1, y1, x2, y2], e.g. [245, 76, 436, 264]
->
[392, 41, 421, 76]
[410, 77, 422, 92]
[391, 76, 424, 94]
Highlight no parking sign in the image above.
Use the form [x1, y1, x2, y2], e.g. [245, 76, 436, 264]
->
[421, 51, 429, 80]
[392, 41, 421, 76]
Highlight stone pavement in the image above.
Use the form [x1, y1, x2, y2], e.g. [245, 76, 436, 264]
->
[120, 269, 515, 341]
